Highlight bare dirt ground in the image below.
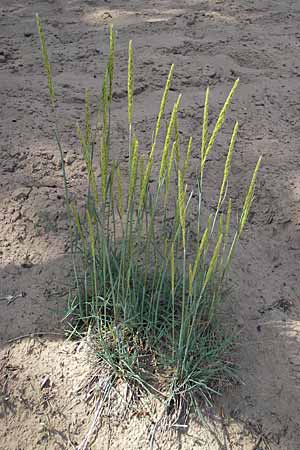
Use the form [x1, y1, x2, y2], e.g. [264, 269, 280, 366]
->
[1, 0, 300, 449]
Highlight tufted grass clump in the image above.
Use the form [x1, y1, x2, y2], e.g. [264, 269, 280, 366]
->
[37, 16, 261, 424]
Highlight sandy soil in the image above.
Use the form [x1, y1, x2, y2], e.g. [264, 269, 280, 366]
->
[1, 0, 300, 449]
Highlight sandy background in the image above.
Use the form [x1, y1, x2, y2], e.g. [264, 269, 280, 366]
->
[1, 0, 300, 449]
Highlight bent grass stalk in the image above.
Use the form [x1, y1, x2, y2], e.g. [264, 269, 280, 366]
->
[200, 80, 239, 181]
[36, 16, 261, 423]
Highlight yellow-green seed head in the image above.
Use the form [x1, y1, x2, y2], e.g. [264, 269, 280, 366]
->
[36, 14, 56, 109]
[159, 94, 182, 183]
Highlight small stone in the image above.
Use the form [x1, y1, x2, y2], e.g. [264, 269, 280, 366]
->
[21, 260, 33, 269]
[13, 187, 31, 201]
[186, 14, 196, 26]
[102, 11, 112, 19]
[4, 160, 16, 173]
[24, 31, 33, 37]
[0, 54, 7, 63]
[21, 253, 33, 268]
[11, 210, 21, 223]
[203, 65, 216, 78]
[41, 376, 51, 389]
[66, 154, 75, 165]
[54, 158, 62, 170]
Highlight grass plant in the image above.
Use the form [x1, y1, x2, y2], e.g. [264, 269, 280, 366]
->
[36, 15, 261, 424]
